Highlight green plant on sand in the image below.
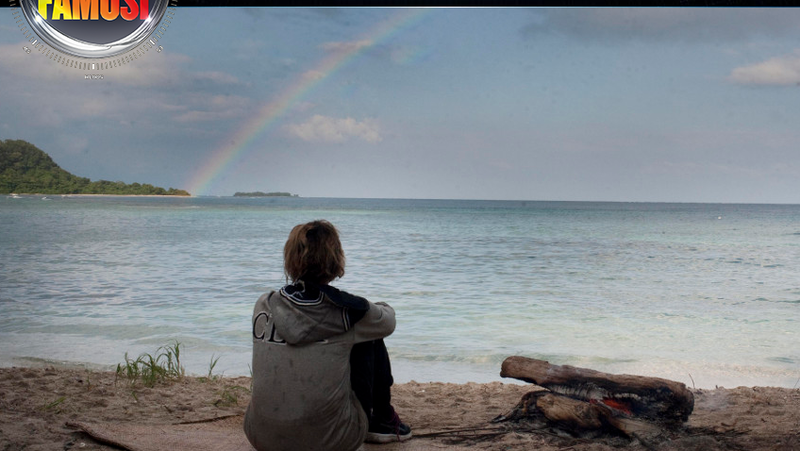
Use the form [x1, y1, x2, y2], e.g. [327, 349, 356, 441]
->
[208, 353, 221, 380]
[42, 396, 67, 413]
[214, 385, 250, 408]
[115, 341, 186, 388]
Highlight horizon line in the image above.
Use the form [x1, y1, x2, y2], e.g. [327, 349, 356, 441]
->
[188, 194, 800, 206]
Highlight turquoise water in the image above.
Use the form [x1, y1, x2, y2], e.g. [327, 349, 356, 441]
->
[1, 195, 799, 388]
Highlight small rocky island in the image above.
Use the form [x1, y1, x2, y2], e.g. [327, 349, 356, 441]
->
[233, 191, 298, 197]
[0, 139, 190, 196]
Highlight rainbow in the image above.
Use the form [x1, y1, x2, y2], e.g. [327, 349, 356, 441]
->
[185, 8, 431, 196]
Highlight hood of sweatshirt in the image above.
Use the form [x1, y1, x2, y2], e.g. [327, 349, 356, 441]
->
[269, 280, 370, 345]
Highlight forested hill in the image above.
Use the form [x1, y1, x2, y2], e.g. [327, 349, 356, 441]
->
[0, 140, 190, 196]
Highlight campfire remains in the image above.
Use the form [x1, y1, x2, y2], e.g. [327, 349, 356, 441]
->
[495, 356, 695, 440]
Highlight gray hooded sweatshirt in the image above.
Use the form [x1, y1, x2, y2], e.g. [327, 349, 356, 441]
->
[243, 282, 396, 451]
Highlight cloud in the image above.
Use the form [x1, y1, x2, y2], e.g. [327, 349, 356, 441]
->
[320, 39, 426, 66]
[0, 41, 250, 128]
[729, 50, 800, 86]
[301, 70, 325, 81]
[0, 42, 74, 81]
[171, 94, 252, 123]
[78, 99, 110, 116]
[522, 9, 800, 43]
[0, 42, 242, 89]
[234, 38, 267, 60]
[110, 55, 243, 88]
[284, 115, 382, 143]
[389, 45, 434, 65]
[59, 135, 90, 155]
[194, 71, 241, 85]
[295, 101, 316, 111]
[321, 40, 373, 53]
[106, 52, 193, 87]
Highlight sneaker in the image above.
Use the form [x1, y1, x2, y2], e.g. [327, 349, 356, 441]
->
[364, 408, 412, 443]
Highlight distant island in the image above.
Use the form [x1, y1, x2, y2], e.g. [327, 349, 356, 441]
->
[233, 191, 298, 197]
[0, 139, 190, 196]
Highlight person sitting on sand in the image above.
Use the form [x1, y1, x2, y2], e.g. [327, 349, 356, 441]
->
[244, 220, 411, 451]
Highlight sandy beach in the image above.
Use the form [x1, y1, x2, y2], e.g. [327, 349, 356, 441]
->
[8, 194, 192, 198]
[1, 366, 798, 451]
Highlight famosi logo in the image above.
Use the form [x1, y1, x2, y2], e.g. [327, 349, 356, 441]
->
[37, 0, 151, 21]
[16, 0, 174, 66]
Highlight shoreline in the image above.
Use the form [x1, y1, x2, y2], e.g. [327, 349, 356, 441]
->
[7, 193, 193, 198]
[2, 365, 799, 450]
[3, 351, 797, 391]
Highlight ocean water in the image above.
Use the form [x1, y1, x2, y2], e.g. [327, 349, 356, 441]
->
[1, 195, 799, 389]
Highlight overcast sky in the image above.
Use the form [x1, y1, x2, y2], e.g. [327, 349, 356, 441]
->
[2, 8, 800, 203]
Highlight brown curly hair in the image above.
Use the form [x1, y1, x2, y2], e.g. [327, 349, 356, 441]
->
[283, 220, 345, 285]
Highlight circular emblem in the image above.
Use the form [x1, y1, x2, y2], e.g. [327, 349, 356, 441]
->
[16, 0, 174, 66]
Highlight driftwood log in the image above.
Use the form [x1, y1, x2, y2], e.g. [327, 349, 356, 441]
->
[497, 356, 694, 439]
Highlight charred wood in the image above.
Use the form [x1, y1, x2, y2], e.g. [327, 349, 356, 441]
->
[500, 356, 694, 423]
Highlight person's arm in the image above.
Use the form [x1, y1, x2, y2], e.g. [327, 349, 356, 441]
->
[318, 284, 396, 340]
[352, 301, 396, 343]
